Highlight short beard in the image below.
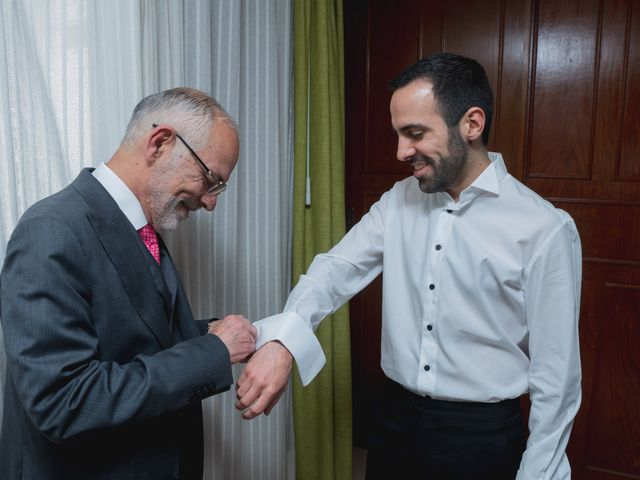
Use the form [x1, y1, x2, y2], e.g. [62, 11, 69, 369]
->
[417, 127, 468, 194]
[148, 153, 189, 232]
[151, 196, 184, 232]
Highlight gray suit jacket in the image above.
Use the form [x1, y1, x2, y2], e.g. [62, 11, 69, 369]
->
[0, 169, 233, 479]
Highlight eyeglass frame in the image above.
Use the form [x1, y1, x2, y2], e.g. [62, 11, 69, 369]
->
[152, 123, 227, 195]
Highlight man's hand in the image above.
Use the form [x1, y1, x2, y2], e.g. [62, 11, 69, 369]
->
[235, 341, 293, 419]
[208, 315, 257, 364]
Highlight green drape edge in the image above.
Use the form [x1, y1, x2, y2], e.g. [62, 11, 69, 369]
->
[292, 0, 352, 479]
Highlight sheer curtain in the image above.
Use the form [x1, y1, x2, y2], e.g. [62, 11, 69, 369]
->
[0, 1, 294, 478]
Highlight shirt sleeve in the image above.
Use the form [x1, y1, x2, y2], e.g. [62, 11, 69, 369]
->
[254, 190, 389, 385]
[517, 211, 582, 479]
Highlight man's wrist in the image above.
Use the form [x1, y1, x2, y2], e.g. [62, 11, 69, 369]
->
[207, 317, 219, 333]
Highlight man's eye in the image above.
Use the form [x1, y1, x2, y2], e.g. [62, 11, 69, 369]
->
[409, 131, 423, 140]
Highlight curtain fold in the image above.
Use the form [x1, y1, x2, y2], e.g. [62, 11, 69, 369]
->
[292, 0, 352, 478]
[0, 0, 70, 263]
[0, 1, 294, 478]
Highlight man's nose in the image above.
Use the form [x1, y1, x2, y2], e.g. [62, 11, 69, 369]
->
[397, 138, 416, 162]
[200, 192, 218, 211]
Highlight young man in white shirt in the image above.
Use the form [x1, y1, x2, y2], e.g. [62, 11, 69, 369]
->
[237, 53, 582, 480]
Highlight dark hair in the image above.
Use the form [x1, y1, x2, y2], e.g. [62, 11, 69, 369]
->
[390, 53, 494, 145]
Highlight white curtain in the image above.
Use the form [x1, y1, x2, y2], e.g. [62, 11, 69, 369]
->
[0, 1, 295, 478]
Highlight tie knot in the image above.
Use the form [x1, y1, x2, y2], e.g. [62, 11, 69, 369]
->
[138, 224, 160, 264]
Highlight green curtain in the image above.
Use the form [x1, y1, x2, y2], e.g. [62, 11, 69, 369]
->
[292, 0, 351, 479]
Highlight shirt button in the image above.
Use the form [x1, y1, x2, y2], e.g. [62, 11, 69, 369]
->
[429, 284, 435, 290]
[427, 324, 433, 331]
[435, 244, 441, 250]
[446, 209, 453, 213]
[424, 365, 431, 372]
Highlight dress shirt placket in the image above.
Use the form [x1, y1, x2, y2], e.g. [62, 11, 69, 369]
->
[417, 201, 456, 393]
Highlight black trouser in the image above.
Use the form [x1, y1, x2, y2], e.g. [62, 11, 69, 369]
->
[365, 380, 526, 480]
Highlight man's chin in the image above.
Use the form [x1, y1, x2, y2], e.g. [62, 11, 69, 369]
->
[168, 204, 190, 225]
[152, 203, 196, 232]
[417, 177, 441, 194]
[153, 214, 181, 232]
[154, 222, 178, 233]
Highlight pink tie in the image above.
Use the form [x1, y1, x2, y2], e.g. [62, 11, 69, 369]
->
[138, 224, 160, 264]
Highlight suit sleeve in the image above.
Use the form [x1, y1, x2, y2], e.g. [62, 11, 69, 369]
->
[0, 217, 232, 443]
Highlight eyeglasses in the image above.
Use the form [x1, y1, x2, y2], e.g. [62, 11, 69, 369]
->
[152, 123, 227, 195]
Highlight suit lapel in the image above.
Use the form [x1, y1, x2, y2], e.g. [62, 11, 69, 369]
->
[72, 169, 173, 348]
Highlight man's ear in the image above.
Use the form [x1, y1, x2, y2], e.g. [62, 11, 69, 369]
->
[460, 107, 486, 143]
[145, 124, 175, 164]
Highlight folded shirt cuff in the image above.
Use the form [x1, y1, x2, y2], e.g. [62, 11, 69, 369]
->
[254, 312, 326, 386]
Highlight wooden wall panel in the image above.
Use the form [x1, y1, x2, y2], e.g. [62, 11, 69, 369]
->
[495, 0, 533, 178]
[419, 0, 443, 55]
[594, 0, 628, 181]
[366, 0, 421, 174]
[619, 0, 640, 179]
[441, 1, 503, 94]
[344, 0, 369, 221]
[583, 280, 640, 476]
[528, 0, 599, 179]
[573, 261, 640, 479]
[553, 201, 640, 262]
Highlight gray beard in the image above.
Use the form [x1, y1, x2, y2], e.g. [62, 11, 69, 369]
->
[151, 196, 183, 231]
[148, 153, 190, 231]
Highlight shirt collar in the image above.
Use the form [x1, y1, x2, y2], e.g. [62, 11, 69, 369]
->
[457, 151, 506, 202]
[92, 163, 148, 230]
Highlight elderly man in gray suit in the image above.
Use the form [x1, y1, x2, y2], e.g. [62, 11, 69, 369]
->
[0, 88, 256, 479]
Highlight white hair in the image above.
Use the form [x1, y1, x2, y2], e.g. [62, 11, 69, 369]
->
[121, 87, 238, 150]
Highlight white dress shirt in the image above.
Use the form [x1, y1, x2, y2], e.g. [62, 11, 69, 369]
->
[255, 152, 582, 480]
[92, 163, 147, 229]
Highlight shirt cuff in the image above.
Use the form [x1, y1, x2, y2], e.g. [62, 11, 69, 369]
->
[254, 312, 326, 386]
